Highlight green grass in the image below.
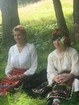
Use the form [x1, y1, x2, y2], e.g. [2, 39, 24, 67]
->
[0, 11, 2, 25]
[0, 0, 79, 105]
[19, 0, 55, 22]
[0, 91, 46, 105]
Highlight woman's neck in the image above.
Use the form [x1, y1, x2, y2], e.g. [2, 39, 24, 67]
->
[17, 42, 26, 48]
[17, 42, 27, 53]
[56, 46, 66, 53]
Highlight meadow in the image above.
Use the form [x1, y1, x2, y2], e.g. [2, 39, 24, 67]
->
[0, 0, 79, 105]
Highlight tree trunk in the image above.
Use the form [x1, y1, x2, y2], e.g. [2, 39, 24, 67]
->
[52, 0, 69, 36]
[73, 0, 79, 37]
[1, 0, 20, 48]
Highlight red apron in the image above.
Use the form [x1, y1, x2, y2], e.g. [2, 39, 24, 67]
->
[0, 68, 26, 96]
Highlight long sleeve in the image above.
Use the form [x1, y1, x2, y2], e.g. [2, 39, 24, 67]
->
[70, 49, 79, 76]
[24, 44, 37, 75]
[47, 47, 79, 85]
[47, 53, 58, 85]
[5, 48, 14, 75]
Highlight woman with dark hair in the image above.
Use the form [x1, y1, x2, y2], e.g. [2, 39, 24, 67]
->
[47, 28, 79, 105]
[0, 25, 37, 95]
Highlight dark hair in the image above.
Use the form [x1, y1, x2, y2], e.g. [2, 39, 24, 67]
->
[52, 28, 71, 46]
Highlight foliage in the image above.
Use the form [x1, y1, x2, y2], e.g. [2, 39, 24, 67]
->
[24, 19, 56, 71]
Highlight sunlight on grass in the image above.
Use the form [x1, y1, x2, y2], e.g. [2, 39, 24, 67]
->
[0, 0, 73, 26]
[18, 0, 73, 31]
[61, 0, 73, 15]
[18, 0, 56, 23]
[6, 92, 46, 105]
[61, 0, 73, 6]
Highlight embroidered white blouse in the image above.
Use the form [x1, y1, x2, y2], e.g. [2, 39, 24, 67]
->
[47, 47, 79, 85]
[5, 43, 37, 76]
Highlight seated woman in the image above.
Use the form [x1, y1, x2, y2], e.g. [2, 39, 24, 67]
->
[47, 28, 79, 105]
[0, 25, 37, 96]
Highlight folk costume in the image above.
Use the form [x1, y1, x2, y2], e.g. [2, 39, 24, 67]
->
[47, 28, 79, 105]
[0, 43, 37, 95]
[47, 47, 79, 100]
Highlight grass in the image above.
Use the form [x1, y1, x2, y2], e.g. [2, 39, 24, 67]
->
[19, 0, 55, 22]
[0, 11, 2, 25]
[0, 92, 46, 105]
[0, 0, 79, 105]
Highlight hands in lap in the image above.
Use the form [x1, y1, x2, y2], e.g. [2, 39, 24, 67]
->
[53, 73, 73, 84]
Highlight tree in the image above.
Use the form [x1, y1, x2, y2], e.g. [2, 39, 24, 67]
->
[73, 0, 79, 37]
[0, 0, 20, 48]
[52, 0, 69, 36]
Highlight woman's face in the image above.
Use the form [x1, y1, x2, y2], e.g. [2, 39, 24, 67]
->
[13, 31, 26, 44]
[53, 39, 64, 49]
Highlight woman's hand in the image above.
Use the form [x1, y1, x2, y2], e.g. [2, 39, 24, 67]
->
[7, 73, 12, 79]
[19, 74, 26, 79]
[7, 74, 26, 80]
[59, 73, 74, 83]
[53, 73, 74, 84]
[53, 74, 63, 84]
[10, 75, 20, 80]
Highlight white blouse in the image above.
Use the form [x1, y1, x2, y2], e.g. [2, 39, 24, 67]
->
[47, 47, 79, 85]
[5, 43, 37, 76]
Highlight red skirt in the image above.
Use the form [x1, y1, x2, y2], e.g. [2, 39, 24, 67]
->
[0, 68, 26, 96]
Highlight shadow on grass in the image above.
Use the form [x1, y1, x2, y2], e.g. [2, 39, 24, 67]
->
[17, 0, 41, 6]
[0, 96, 9, 105]
[61, 94, 79, 105]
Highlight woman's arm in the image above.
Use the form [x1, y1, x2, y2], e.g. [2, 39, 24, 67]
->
[47, 53, 58, 85]
[24, 44, 37, 76]
[71, 49, 79, 76]
[5, 47, 14, 76]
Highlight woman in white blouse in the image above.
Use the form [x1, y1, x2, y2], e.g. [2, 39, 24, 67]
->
[47, 29, 79, 105]
[0, 25, 37, 95]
